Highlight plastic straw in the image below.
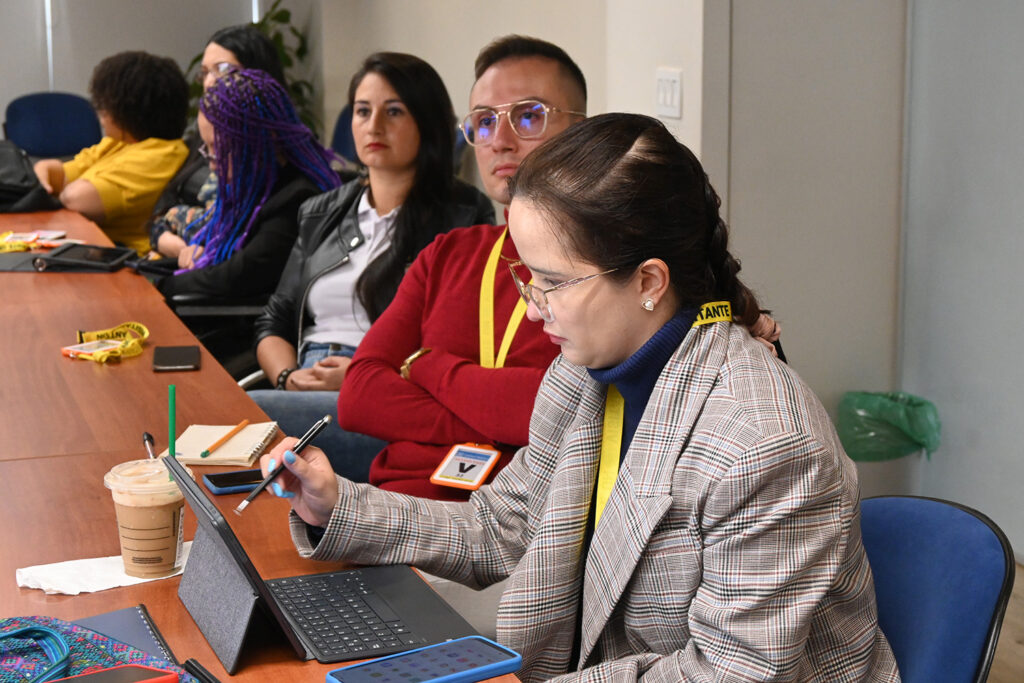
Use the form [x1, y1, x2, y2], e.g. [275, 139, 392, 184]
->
[169, 384, 176, 457]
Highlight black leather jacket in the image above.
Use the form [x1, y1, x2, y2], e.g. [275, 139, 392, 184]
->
[253, 178, 495, 349]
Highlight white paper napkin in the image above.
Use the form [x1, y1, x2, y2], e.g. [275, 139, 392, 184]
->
[15, 542, 192, 595]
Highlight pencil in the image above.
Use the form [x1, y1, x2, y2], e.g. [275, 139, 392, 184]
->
[201, 418, 250, 458]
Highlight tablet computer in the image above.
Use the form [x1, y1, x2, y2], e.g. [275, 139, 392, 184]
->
[33, 243, 135, 272]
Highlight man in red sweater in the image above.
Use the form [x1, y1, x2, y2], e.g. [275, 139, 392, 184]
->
[337, 35, 589, 499]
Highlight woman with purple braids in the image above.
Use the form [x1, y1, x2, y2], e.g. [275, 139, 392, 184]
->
[156, 68, 340, 299]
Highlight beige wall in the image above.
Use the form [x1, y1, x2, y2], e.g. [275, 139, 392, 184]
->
[320, 0, 708, 209]
[0, 1, 49, 116]
[48, 0, 251, 90]
[320, 0, 707, 148]
[0, 0, 252, 118]
[725, 1, 906, 423]
[320, 0, 609, 149]
[901, 1, 1024, 556]
[605, 0, 704, 153]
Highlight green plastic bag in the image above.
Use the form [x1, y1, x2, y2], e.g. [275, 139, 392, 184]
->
[837, 391, 941, 462]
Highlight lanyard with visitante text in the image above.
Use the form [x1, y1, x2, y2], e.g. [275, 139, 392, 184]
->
[593, 301, 733, 525]
[478, 228, 529, 369]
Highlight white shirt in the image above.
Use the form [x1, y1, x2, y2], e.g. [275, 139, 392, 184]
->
[303, 190, 396, 347]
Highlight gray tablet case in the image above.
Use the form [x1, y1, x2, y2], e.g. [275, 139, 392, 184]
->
[166, 456, 477, 674]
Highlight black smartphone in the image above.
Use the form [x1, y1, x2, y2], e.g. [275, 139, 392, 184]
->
[152, 345, 201, 372]
[202, 469, 264, 495]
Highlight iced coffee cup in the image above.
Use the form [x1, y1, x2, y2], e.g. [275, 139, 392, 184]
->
[103, 458, 191, 578]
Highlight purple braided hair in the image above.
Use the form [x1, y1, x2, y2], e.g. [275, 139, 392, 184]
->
[187, 68, 340, 269]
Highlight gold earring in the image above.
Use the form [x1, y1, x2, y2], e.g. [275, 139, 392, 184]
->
[642, 299, 655, 311]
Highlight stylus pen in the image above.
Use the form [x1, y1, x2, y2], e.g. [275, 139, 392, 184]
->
[233, 414, 332, 515]
[183, 658, 222, 683]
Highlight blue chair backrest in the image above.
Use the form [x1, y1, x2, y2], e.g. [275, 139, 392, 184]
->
[860, 496, 1014, 683]
[330, 105, 356, 164]
[4, 92, 102, 158]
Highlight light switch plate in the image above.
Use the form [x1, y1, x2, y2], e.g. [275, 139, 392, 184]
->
[655, 67, 682, 119]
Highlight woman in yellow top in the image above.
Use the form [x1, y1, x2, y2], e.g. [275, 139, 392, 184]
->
[33, 51, 190, 255]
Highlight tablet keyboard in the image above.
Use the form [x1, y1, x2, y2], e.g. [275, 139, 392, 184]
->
[268, 572, 427, 661]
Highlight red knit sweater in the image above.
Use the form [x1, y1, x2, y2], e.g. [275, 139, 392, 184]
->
[338, 224, 559, 500]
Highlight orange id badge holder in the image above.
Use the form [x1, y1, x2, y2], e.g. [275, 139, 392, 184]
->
[430, 443, 501, 491]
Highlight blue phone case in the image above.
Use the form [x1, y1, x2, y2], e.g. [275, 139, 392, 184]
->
[201, 469, 263, 495]
[325, 636, 521, 683]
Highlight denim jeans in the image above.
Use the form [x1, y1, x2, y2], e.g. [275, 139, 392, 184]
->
[248, 342, 385, 482]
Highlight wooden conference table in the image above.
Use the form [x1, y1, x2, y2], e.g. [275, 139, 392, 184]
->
[0, 211, 516, 682]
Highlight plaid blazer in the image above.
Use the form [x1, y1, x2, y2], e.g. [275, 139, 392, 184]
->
[296, 321, 900, 682]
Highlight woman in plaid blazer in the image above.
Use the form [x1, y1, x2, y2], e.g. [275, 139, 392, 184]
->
[265, 113, 900, 682]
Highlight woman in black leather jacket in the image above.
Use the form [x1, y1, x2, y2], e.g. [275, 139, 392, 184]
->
[249, 53, 493, 478]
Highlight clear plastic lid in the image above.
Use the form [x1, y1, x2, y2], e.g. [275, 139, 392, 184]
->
[103, 457, 191, 494]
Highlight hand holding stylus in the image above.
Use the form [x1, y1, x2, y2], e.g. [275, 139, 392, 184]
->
[234, 414, 333, 517]
[255, 437, 340, 528]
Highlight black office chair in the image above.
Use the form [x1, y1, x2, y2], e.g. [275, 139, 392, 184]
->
[860, 495, 1015, 682]
[4, 92, 102, 158]
[165, 292, 267, 383]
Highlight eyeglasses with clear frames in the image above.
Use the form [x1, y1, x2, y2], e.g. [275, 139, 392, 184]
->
[197, 61, 237, 86]
[197, 142, 215, 162]
[460, 99, 585, 147]
[507, 260, 617, 323]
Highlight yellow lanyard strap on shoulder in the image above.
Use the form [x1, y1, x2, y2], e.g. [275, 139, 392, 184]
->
[479, 228, 529, 369]
[76, 321, 150, 363]
[595, 384, 625, 526]
[693, 300, 732, 326]
[593, 301, 733, 525]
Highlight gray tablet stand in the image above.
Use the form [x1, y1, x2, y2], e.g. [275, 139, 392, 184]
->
[178, 525, 265, 674]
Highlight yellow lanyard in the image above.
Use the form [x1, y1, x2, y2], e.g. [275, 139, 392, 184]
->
[75, 321, 150, 363]
[478, 229, 529, 369]
[593, 301, 732, 525]
[0, 231, 32, 252]
[595, 385, 625, 526]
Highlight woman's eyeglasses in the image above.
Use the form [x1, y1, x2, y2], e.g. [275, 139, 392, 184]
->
[506, 260, 616, 323]
[196, 62, 237, 86]
[460, 100, 585, 147]
[197, 142, 215, 162]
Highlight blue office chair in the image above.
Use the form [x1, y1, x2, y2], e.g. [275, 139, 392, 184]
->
[860, 495, 1014, 683]
[330, 105, 356, 164]
[3, 92, 102, 158]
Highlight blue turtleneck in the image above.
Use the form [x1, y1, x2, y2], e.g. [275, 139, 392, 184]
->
[587, 306, 698, 461]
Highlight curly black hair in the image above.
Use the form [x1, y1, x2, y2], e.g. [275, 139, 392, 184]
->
[89, 51, 189, 141]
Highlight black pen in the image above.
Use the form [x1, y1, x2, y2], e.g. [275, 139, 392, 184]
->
[183, 657, 221, 683]
[233, 414, 332, 515]
[142, 432, 156, 459]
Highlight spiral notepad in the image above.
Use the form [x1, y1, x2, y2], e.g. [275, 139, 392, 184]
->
[160, 422, 278, 465]
[74, 604, 178, 664]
